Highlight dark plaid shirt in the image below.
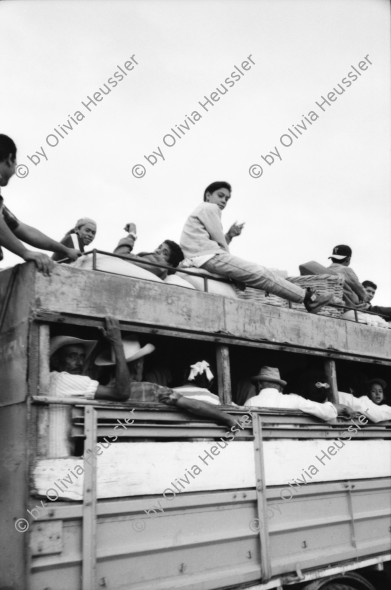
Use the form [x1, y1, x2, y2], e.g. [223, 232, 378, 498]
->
[0, 196, 20, 261]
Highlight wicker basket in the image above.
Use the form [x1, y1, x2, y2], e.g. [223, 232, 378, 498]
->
[236, 274, 345, 318]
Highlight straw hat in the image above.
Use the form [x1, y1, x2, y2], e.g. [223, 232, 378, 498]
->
[50, 336, 97, 357]
[250, 366, 287, 387]
[94, 338, 155, 366]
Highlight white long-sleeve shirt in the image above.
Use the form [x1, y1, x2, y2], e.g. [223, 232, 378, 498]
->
[338, 391, 391, 423]
[245, 387, 338, 421]
[180, 202, 229, 264]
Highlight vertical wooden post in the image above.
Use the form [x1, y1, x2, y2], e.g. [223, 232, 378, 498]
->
[82, 407, 97, 590]
[252, 413, 272, 582]
[36, 324, 51, 457]
[324, 359, 339, 403]
[135, 358, 144, 382]
[38, 324, 51, 394]
[216, 344, 232, 404]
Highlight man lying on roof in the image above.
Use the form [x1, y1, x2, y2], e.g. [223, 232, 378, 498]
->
[113, 222, 184, 279]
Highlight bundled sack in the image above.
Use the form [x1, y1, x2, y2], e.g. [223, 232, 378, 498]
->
[72, 253, 163, 282]
[342, 310, 391, 329]
[177, 267, 238, 299]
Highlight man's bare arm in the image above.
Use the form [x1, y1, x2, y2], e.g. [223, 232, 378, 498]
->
[158, 389, 237, 428]
[0, 214, 56, 275]
[95, 317, 130, 401]
[14, 222, 80, 261]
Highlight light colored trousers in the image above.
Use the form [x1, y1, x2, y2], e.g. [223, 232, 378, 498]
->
[202, 253, 305, 303]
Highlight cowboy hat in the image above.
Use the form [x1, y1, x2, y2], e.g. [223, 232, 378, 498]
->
[50, 336, 97, 357]
[250, 366, 287, 387]
[94, 338, 155, 366]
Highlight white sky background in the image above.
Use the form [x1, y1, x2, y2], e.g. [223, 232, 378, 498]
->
[1, 0, 390, 300]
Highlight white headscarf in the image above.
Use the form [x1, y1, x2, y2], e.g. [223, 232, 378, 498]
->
[75, 217, 97, 231]
[188, 361, 214, 382]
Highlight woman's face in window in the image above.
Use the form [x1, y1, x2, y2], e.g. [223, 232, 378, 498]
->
[369, 383, 384, 405]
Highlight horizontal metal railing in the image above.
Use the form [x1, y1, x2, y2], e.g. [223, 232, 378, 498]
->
[59, 249, 389, 324]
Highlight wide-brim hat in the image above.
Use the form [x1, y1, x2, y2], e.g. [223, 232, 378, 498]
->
[367, 378, 387, 390]
[251, 366, 287, 387]
[94, 338, 155, 366]
[50, 336, 97, 357]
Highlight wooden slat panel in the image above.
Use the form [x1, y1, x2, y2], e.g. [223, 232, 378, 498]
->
[32, 439, 391, 501]
[34, 264, 391, 361]
[29, 479, 391, 590]
[35, 265, 225, 334]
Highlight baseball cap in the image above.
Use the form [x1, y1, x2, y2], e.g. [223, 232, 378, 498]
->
[329, 244, 352, 260]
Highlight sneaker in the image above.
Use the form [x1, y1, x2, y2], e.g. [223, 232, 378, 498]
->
[304, 288, 333, 314]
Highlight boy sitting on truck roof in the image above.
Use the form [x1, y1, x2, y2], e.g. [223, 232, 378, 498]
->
[180, 181, 332, 313]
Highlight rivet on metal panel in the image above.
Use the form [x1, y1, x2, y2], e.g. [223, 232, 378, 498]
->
[242, 492, 247, 498]
[233, 494, 237, 499]
[48, 511, 55, 517]
[179, 563, 186, 574]
[256, 485, 262, 492]
[247, 551, 252, 559]
[302, 541, 307, 549]
[98, 578, 107, 587]
[37, 526, 42, 532]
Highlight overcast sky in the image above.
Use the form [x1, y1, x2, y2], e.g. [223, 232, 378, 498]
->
[1, 0, 390, 300]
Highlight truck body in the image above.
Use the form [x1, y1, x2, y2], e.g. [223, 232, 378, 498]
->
[0, 261, 390, 590]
